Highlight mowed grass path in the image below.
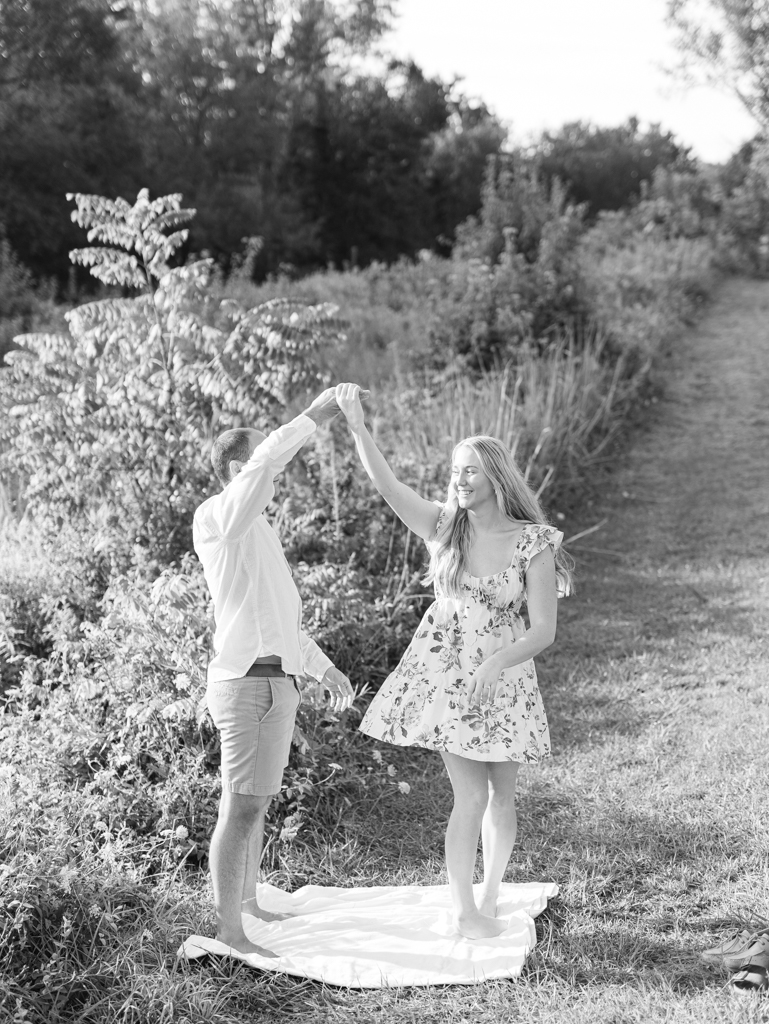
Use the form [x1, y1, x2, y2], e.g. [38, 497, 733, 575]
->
[208, 278, 769, 1023]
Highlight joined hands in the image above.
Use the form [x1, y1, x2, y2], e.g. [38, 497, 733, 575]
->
[305, 383, 370, 427]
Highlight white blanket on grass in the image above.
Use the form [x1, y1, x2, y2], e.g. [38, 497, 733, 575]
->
[179, 881, 558, 988]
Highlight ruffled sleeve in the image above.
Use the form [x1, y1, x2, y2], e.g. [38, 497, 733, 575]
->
[522, 524, 563, 572]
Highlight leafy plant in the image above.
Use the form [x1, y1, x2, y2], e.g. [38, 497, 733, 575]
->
[0, 189, 346, 569]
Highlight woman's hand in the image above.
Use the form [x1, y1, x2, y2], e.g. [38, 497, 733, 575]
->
[466, 655, 504, 707]
[335, 382, 367, 433]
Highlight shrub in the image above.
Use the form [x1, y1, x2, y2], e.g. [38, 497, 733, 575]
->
[717, 141, 769, 275]
[0, 190, 346, 570]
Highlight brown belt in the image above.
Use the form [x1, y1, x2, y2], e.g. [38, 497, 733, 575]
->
[245, 661, 286, 678]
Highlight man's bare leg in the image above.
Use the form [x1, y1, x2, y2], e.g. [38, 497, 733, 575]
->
[209, 790, 277, 956]
[240, 802, 289, 922]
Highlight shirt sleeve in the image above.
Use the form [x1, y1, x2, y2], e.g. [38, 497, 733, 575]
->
[207, 414, 316, 539]
[298, 628, 334, 682]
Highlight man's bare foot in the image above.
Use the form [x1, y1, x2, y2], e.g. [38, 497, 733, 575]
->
[454, 911, 507, 940]
[241, 897, 291, 923]
[477, 892, 498, 919]
[216, 930, 278, 958]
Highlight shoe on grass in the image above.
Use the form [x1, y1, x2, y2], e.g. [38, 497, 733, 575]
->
[701, 929, 769, 971]
[731, 947, 769, 994]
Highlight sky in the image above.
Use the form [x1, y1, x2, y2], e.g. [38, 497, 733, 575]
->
[381, 0, 758, 164]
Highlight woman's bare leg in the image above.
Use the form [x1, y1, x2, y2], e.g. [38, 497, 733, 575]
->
[478, 760, 520, 918]
[440, 752, 507, 939]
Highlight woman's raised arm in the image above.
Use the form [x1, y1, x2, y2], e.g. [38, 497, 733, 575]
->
[335, 383, 441, 541]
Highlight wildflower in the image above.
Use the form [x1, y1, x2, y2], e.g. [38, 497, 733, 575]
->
[371, 750, 383, 764]
[397, 781, 411, 794]
[174, 825, 189, 841]
[387, 764, 397, 777]
[59, 866, 77, 893]
[328, 762, 343, 772]
[92, 820, 108, 832]
[89, 904, 101, 918]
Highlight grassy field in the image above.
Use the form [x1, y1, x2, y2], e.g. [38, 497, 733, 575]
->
[167, 276, 769, 1023]
[1, 275, 766, 1023]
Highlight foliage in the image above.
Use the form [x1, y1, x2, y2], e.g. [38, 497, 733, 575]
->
[0, 234, 40, 362]
[717, 141, 769, 272]
[637, 163, 724, 239]
[0, 189, 344, 568]
[578, 216, 716, 355]
[0, 0, 505, 281]
[0, 555, 408, 869]
[410, 154, 587, 368]
[535, 118, 694, 218]
[667, 0, 769, 128]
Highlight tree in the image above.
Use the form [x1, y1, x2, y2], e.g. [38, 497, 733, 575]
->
[0, 0, 503, 279]
[666, 1, 769, 270]
[535, 119, 692, 217]
[0, 0, 146, 278]
[121, 0, 400, 269]
[426, 98, 508, 253]
[0, 0, 122, 91]
[286, 61, 460, 265]
[666, 0, 769, 128]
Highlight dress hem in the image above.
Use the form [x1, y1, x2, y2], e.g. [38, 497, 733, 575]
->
[359, 728, 551, 764]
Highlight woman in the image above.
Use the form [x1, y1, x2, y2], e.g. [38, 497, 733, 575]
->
[335, 382, 573, 939]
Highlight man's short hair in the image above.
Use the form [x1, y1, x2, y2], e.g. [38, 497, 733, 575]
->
[211, 428, 253, 486]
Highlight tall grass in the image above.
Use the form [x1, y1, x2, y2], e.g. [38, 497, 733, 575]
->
[375, 330, 631, 500]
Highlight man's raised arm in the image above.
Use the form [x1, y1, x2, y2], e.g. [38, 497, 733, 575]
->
[208, 387, 345, 539]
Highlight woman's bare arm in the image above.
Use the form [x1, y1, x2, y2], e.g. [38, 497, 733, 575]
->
[335, 383, 441, 541]
[466, 546, 558, 704]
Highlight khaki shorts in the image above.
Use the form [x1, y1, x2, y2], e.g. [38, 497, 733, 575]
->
[206, 675, 301, 795]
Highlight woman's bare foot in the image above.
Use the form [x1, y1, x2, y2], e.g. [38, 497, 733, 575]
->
[241, 898, 291, 923]
[216, 930, 278, 958]
[477, 891, 498, 919]
[454, 910, 507, 939]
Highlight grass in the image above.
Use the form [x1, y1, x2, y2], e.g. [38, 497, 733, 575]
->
[372, 330, 632, 499]
[1, 242, 759, 1021]
[3, 279, 767, 1023]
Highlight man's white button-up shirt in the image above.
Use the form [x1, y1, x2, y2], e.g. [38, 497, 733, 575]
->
[193, 413, 333, 684]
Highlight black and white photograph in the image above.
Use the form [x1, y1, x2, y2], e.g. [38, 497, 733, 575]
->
[0, 1, 767, 1021]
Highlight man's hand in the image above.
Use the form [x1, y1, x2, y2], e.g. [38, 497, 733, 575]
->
[466, 655, 504, 707]
[335, 382, 367, 433]
[319, 665, 355, 712]
[304, 386, 341, 426]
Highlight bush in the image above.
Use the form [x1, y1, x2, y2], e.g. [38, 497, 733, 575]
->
[0, 191, 346, 572]
[717, 141, 769, 275]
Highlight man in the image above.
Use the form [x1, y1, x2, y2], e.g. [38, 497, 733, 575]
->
[193, 385, 355, 957]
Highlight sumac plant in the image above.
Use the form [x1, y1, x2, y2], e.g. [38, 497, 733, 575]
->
[0, 189, 346, 567]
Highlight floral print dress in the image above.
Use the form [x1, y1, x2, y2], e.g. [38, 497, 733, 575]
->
[359, 517, 563, 763]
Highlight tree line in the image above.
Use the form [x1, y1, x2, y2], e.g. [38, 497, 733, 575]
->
[0, 0, 717, 287]
[0, 0, 508, 281]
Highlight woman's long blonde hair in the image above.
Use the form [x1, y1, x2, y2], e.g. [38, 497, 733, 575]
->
[423, 435, 574, 599]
